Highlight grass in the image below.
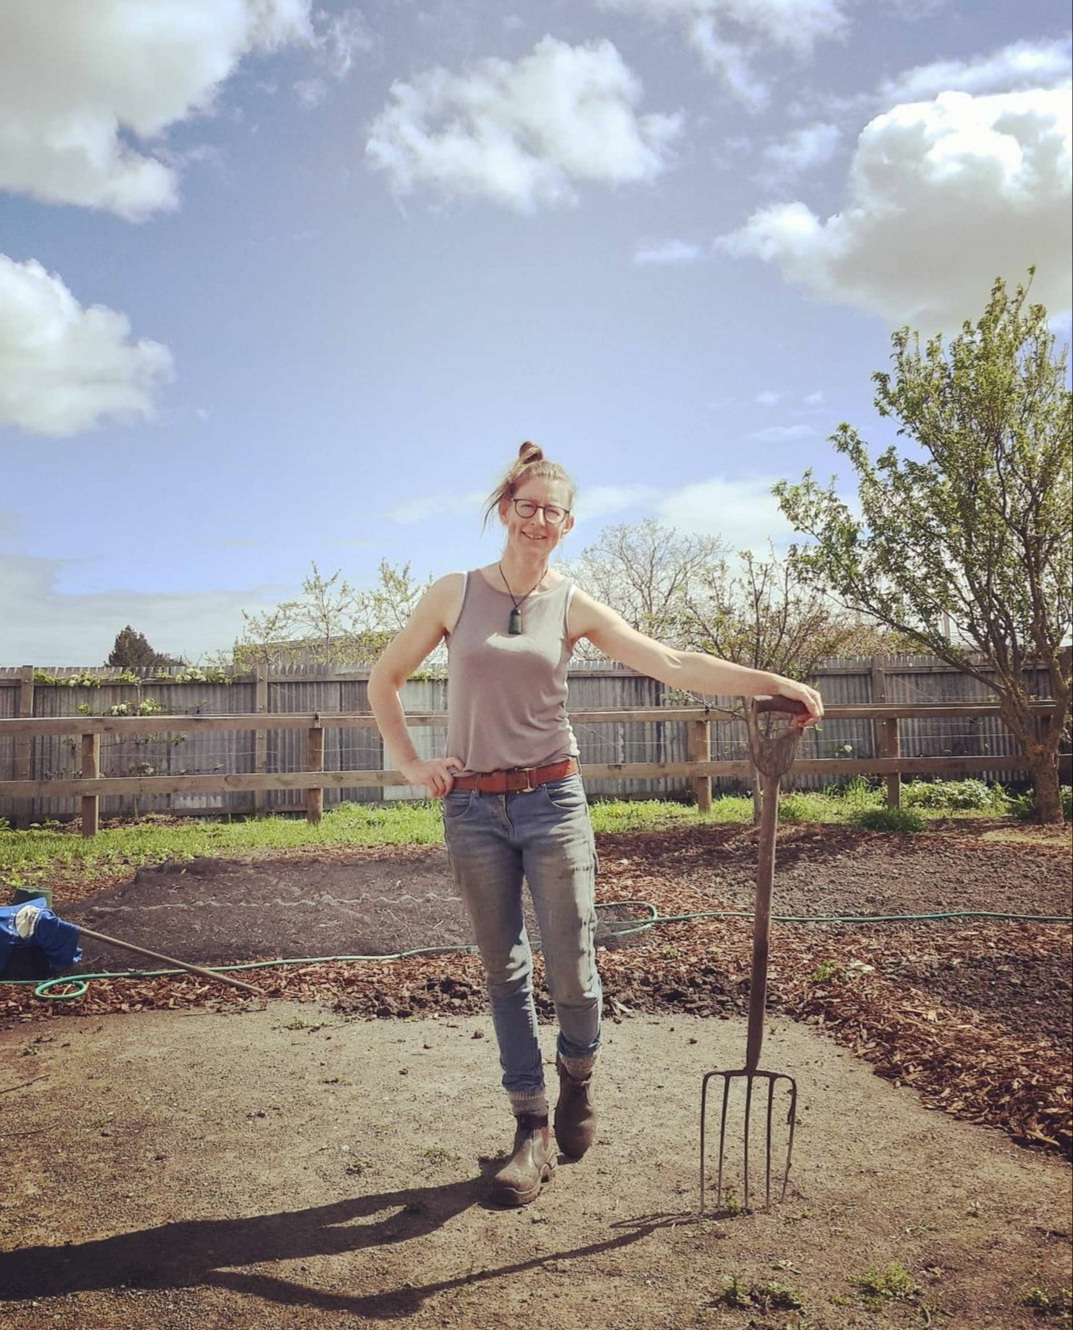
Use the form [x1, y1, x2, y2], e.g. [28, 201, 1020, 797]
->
[0, 800, 446, 889]
[0, 779, 1068, 890]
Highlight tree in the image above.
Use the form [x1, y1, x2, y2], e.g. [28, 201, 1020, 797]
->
[236, 560, 435, 669]
[775, 273, 1072, 822]
[561, 518, 728, 656]
[563, 519, 901, 676]
[681, 546, 908, 680]
[107, 626, 177, 669]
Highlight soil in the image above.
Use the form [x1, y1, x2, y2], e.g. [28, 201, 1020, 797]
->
[2, 821, 1071, 1329]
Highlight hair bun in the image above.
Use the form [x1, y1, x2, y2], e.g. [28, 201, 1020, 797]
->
[518, 440, 544, 463]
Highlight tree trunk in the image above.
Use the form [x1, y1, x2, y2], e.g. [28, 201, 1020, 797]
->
[1028, 758, 1062, 823]
[1001, 700, 1065, 824]
[1024, 725, 1063, 824]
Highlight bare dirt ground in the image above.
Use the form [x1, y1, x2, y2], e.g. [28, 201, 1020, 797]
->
[2, 821, 1071, 1329]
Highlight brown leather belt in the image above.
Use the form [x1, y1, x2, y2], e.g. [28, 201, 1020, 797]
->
[452, 757, 579, 794]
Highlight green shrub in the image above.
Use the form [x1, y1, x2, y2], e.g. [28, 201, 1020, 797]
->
[850, 806, 928, 833]
[1008, 786, 1073, 821]
[903, 778, 1007, 811]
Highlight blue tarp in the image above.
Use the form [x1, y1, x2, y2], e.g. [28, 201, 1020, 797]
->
[0, 897, 83, 975]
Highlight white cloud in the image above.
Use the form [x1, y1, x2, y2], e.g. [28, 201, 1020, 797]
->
[747, 423, 815, 442]
[0, 548, 271, 666]
[882, 36, 1072, 103]
[296, 6, 374, 101]
[803, 390, 825, 405]
[655, 475, 795, 550]
[386, 491, 485, 523]
[575, 484, 661, 521]
[366, 36, 682, 210]
[0, 0, 313, 219]
[717, 85, 1073, 327]
[755, 390, 782, 406]
[594, 0, 850, 106]
[761, 121, 841, 180]
[634, 238, 704, 265]
[295, 78, 329, 108]
[0, 255, 174, 437]
[882, 0, 945, 17]
[310, 5, 374, 79]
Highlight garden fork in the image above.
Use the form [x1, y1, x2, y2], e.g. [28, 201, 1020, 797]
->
[700, 695, 808, 1214]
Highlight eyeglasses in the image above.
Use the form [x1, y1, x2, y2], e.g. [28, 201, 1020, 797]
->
[512, 498, 571, 526]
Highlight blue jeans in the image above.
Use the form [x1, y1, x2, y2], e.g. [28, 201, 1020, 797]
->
[442, 773, 602, 1110]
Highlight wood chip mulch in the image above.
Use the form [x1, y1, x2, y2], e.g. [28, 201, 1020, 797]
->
[4, 916, 1069, 1162]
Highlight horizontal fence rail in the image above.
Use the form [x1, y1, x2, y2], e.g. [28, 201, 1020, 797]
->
[0, 702, 1063, 836]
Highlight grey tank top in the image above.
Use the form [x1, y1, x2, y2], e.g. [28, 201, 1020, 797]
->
[445, 570, 579, 773]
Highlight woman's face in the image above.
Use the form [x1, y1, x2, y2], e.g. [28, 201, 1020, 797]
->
[499, 475, 575, 559]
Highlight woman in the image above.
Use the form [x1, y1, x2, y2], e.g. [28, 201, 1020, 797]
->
[368, 441, 822, 1206]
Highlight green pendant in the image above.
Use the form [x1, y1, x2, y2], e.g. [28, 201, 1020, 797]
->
[508, 608, 522, 635]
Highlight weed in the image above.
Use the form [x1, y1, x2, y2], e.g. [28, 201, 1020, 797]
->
[837, 775, 884, 809]
[753, 1280, 807, 1312]
[1022, 1284, 1073, 1318]
[809, 959, 847, 984]
[850, 806, 928, 833]
[712, 1273, 750, 1308]
[708, 1275, 806, 1315]
[849, 1260, 918, 1308]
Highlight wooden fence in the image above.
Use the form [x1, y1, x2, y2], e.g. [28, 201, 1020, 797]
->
[0, 702, 1063, 836]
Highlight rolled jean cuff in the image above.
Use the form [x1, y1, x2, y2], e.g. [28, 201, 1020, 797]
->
[509, 1088, 549, 1119]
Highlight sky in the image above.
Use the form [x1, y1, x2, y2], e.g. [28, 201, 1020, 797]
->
[0, 0, 1070, 667]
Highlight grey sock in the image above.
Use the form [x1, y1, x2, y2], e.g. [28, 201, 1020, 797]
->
[509, 1088, 549, 1119]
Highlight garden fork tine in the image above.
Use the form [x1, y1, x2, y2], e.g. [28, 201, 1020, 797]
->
[700, 696, 807, 1215]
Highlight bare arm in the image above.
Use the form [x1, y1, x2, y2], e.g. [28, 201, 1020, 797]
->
[569, 589, 823, 724]
[368, 574, 465, 797]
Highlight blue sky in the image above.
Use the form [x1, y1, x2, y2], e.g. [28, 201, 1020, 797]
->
[1, 0, 1069, 666]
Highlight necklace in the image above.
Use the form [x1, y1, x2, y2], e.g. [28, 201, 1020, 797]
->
[498, 562, 545, 635]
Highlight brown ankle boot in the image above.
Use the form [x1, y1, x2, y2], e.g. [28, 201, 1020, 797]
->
[554, 1056, 596, 1159]
[490, 1113, 556, 1207]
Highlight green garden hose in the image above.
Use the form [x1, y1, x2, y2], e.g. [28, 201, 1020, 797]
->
[3, 902, 1069, 1000]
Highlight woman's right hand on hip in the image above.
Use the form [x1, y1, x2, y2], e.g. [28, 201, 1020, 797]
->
[400, 756, 465, 798]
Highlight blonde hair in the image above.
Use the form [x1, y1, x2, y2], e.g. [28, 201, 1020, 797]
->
[482, 441, 576, 530]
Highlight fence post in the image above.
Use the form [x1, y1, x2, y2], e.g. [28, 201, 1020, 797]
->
[14, 666, 34, 830]
[882, 718, 901, 808]
[253, 665, 268, 815]
[306, 718, 324, 825]
[870, 656, 887, 706]
[688, 716, 711, 812]
[81, 732, 100, 837]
